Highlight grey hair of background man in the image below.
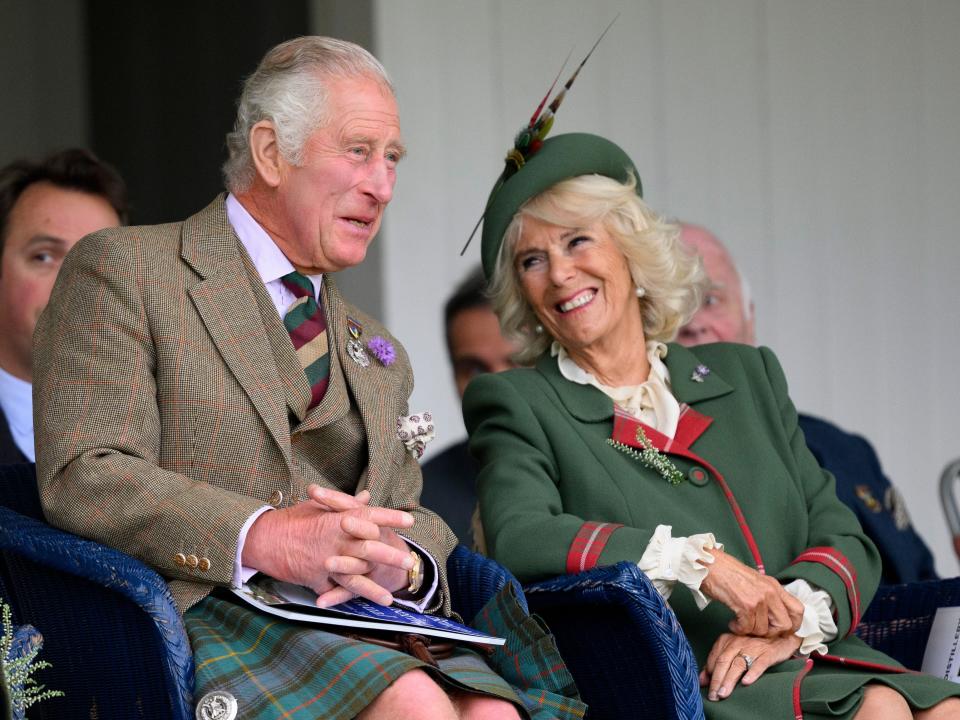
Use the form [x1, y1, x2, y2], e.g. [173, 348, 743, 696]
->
[223, 36, 394, 193]
[679, 222, 753, 323]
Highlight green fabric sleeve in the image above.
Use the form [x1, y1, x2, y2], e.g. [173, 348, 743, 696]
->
[464, 371, 652, 582]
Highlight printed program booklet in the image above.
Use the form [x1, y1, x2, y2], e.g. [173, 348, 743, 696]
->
[232, 575, 505, 646]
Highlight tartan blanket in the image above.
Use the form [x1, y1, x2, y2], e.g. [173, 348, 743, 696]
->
[185, 584, 585, 719]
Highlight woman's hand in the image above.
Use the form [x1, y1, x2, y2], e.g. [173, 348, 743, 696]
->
[699, 547, 804, 637]
[699, 631, 802, 702]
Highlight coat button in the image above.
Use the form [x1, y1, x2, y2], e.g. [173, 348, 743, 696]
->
[688, 466, 710, 487]
[269, 490, 283, 507]
[198, 557, 211, 572]
[174, 553, 187, 566]
[186, 554, 199, 569]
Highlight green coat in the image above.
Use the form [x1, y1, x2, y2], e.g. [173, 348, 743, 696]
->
[464, 342, 959, 719]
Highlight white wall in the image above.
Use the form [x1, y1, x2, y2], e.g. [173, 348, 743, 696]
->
[373, 0, 960, 576]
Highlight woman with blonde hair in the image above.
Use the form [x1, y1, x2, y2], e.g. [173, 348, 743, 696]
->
[464, 132, 960, 719]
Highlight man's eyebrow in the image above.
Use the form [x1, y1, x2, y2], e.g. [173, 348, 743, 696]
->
[25, 234, 70, 250]
[389, 141, 407, 160]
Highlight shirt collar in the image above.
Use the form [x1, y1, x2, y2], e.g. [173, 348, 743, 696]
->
[551, 340, 672, 389]
[225, 193, 323, 299]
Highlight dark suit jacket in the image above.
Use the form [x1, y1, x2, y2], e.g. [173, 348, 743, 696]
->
[420, 439, 477, 546]
[798, 413, 937, 584]
[0, 407, 28, 465]
[33, 195, 456, 614]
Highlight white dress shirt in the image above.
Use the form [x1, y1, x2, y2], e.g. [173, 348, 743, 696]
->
[0, 366, 34, 462]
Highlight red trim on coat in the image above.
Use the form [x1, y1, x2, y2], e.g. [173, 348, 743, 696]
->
[610, 407, 766, 573]
[566, 521, 623, 574]
[814, 654, 913, 674]
[791, 547, 861, 635]
[793, 657, 814, 719]
[674, 403, 713, 448]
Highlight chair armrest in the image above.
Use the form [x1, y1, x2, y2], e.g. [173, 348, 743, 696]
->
[525, 562, 704, 720]
[446, 544, 527, 621]
[0, 506, 193, 720]
[857, 577, 960, 670]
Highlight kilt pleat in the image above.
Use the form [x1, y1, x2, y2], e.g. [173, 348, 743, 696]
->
[185, 586, 586, 720]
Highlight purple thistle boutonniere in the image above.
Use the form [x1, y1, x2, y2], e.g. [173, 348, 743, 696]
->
[367, 336, 396, 366]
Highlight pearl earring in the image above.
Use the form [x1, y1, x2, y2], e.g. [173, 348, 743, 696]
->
[635, 286, 646, 298]
[535, 324, 544, 334]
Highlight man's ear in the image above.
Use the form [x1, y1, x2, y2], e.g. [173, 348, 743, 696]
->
[745, 301, 757, 346]
[249, 120, 284, 188]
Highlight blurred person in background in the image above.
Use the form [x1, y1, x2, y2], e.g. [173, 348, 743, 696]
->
[0, 148, 126, 463]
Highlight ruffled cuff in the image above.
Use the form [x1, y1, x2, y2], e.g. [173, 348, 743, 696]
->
[783, 578, 838, 656]
[638, 525, 721, 610]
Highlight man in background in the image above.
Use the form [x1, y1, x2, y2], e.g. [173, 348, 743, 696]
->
[677, 222, 938, 584]
[421, 267, 518, 546]
[0, 149, 127, 463]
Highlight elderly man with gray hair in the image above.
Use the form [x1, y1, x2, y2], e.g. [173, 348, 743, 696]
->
[677, 223, 938, 585]
[33, 37, 581, 720]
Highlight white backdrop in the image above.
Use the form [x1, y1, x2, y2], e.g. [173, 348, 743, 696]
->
[370, 0, 960, 576]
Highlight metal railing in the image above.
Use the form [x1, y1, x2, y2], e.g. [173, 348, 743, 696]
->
[939, 457, 960, 561]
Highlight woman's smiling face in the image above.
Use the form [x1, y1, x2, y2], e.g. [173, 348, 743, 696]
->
[513, 216, 642, 355]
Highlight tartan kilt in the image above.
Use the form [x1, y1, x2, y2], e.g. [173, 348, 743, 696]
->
[185, 585, 585, 720]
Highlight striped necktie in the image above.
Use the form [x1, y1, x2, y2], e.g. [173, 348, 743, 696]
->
[281, 271, 329, 408]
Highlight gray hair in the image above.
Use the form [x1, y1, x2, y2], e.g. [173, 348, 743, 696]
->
[223, 36, 393, 193]
[490, 174, 707, 364]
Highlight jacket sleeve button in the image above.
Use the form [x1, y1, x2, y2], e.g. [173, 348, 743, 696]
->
[174, 553, 187, 566]
[186, 554, 199, 569]
[198, 557, 211, 572]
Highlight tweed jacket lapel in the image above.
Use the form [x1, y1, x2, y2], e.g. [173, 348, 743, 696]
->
[181, 196, 293, 462]
[318, 278, 396, 494]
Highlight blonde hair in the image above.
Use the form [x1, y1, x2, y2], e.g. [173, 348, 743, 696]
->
[490, 174, 707, 364]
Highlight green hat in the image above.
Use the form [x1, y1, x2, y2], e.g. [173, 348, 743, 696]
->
[479, 132, 641, 280]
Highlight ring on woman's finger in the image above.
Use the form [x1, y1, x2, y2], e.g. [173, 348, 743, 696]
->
[738, 652, 755, 671]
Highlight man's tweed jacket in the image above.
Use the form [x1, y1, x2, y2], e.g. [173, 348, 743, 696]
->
[33, 195, 456, 614]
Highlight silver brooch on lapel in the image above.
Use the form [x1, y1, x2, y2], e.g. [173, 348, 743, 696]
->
[690, 364, 711, 383]
[346, 316, 370, 368]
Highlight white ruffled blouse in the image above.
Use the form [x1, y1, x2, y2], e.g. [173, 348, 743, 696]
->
[553, 340, 837, 656]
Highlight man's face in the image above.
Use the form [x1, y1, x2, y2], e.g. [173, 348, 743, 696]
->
[676, 225, 755, 347]
[0, 182, 120, 379]
[270, 75, 403, 274]
[448, 305, 519, 398]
